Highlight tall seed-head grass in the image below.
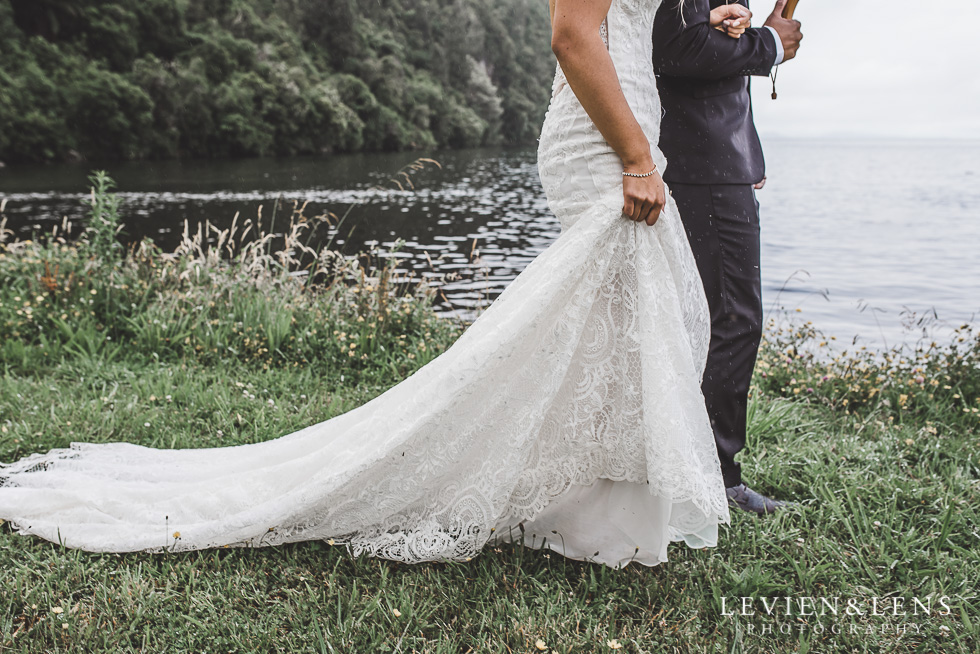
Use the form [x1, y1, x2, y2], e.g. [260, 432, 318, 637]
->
[0, 166, 462, 384]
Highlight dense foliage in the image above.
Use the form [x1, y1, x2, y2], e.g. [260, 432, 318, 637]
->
[0, 0, 554, 163]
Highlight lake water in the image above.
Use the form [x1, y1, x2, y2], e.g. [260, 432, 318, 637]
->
[2, 139, 978, 349]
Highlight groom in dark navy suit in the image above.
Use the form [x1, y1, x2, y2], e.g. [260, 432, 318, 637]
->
[653, 0, 802, 514]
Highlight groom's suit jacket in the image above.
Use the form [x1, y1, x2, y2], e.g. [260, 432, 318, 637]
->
[653, 0, 778, 185]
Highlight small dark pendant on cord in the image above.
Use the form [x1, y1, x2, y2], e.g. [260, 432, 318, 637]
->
[771, 65, 779, 100]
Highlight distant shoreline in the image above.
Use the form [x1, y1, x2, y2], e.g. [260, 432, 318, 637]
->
[757, 134, 980, 145]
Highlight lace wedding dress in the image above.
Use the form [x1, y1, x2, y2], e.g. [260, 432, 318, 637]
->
[0, 0, 730, 568]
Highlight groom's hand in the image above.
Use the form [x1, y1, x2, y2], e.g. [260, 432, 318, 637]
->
[764, 0, 803, 61]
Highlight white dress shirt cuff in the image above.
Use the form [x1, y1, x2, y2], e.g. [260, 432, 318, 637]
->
[766, 26, 785, 66]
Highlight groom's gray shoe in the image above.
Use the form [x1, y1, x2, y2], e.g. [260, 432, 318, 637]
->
[726, 483, 788, 515]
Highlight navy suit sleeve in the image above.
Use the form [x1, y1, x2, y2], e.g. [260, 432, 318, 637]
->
[653, 0, 778, 79]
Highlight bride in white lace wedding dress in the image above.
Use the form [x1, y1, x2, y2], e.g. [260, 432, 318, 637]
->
[0, 0, 743, 567]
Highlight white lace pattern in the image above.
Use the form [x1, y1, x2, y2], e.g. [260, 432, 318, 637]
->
[0, 0, 730, 568]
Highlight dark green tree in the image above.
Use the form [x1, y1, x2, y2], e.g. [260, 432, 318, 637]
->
[0, 0, 554, 163]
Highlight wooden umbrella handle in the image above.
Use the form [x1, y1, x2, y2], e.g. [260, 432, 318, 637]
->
[782, 0, 801, 19]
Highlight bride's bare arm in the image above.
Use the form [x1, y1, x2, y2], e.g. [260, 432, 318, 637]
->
[551, 0, 650, 172]
[550, 0, 664, 225]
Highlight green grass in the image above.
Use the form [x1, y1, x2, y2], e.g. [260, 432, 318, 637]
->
[0, 178, 977, 652]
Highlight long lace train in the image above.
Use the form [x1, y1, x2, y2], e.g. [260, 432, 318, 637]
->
[0, 0, 731, 568]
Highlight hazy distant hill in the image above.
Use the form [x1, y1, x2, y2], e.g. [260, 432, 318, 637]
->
[0, 0, 554, 163]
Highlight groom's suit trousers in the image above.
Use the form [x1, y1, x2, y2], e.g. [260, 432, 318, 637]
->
[669, 183, 764, 489]
[653, 0, 777, 488]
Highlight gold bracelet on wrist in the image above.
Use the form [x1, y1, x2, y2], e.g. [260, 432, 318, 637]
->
[622, 165, 658, 178]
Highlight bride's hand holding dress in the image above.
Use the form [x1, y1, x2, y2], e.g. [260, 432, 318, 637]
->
[1, 0, 742, 568]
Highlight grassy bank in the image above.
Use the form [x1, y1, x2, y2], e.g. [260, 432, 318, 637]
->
[0, 178, 977, 653]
